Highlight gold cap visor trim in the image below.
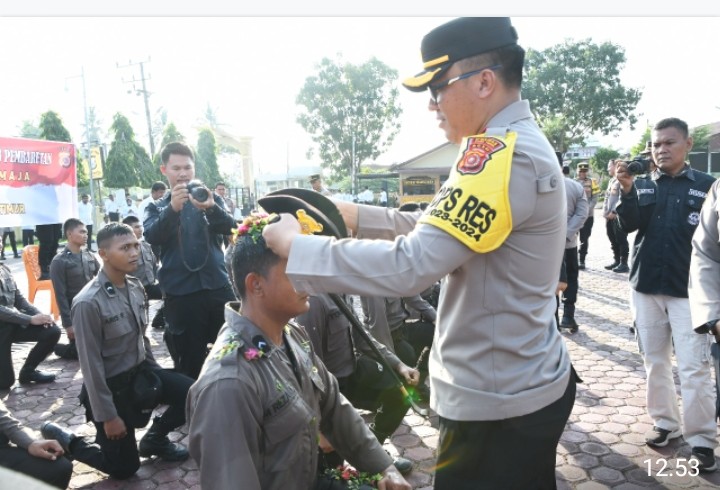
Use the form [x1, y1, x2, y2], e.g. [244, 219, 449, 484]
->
[402, 66, 445, 92]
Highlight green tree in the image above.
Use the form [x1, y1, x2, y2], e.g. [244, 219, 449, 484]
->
[523, 39, 642, 153]
[18, 120, 40, 138]
[630, 127, 652, 158]
[691, 125, 711, 150]
[37, 110, 89, 188]
[38, 111, 71, 142]
[296, 56, 403, 188]
[195, 128, 222, 185]
[104, 113, 152, 188]
[589, 147, 621, 176]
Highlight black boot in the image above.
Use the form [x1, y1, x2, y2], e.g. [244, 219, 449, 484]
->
[559, 304, 578, 333]
[138, 418, 188, 462]
[19, 367, 56, 384]
[151, 306, 166, 329]
[41, 422, 78, 458]
[604, 258, 620, 270]
[54, 341, 79, 360]
[613, 260, 629, 273]
[578, 255, 586, 270]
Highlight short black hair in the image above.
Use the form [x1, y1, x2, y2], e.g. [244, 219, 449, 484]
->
[654, 117, 689, 139]
[398, 202, 420, 212]
[151, 181, 167, 192]
[458, 44, 526, 89]
[81, 194, 89, 199]
[63, 218, 84, 238]
[215, 182, 226, 188]
[230, 235, 281, 300]
[160, 141, 195, 165]
[96, 223, 134, 249]
[122, 216, 140, 226]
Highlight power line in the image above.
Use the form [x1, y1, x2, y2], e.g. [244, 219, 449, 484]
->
[117, 58, 155, 157]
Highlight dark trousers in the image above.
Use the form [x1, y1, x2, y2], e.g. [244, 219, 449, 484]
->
[605, 219, 629, 261]
[434, 375, 576, 490]
[338, 366, 410, 442]
[74, 365, 193, 479]
[35, 224, 62, 274]
[0, 323, 61, 389]
[0, 446, 73, 489]
[108, 212, 120, 223]
[562, 247, 579, 308]
[144, 283, 163, 301]
[2, 231, 17, 257]
[164, 285, 236, 379]
[578, 216, 594, 260]
[21, 229, 34, 246]
[86, 224, 94, 250]
[393, 321, 434, 374]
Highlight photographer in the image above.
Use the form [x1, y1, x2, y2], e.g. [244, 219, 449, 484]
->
[615, 117, 717, 471]
[144, 142, 236, 379]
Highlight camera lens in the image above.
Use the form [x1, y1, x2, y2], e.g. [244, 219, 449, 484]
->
[191, 187, 209, 202]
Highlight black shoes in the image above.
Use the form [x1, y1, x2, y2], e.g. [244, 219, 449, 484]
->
[559, 316, 578, 333]
[604, 259, 620, 270]
[138, 430, 189, 462]
[691, 446, 718, 472]
[41, 422, 78, 456]
[393, 456, 413, 475]
[578, 260, 586, 270]
[613, 262, 629, 273]
[54, 342, 79, 360]
[19, 369, 56, 385]
[644, 426, 681, 447]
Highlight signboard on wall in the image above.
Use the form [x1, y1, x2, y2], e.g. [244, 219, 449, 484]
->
[0, 136, 77, 227]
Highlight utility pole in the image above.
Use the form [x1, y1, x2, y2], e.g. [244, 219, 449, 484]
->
[117, 58, 155, 157]
[66, 67, 95, 229]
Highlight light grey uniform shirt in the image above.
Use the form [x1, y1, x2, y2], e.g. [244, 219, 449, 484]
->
[72, 270, 156, 422]
[133, 240, 158, 287]
[0, 398, 35, 449]
[690, 179, 720, 328]
[187, 304, 391, 490]
[602, 177, 621, 219]
[50, 246, 100, 328]
[285, 100, 571, 421]
[565, 177, 588, 249]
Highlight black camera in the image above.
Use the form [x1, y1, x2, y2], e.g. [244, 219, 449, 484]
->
[624, 156, 652, 176]
[186, 179, 210, 202]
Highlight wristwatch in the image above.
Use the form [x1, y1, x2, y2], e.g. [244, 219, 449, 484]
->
[695, 319, 719, 335]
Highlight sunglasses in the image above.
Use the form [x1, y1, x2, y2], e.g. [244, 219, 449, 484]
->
[428, 64, 502, 104]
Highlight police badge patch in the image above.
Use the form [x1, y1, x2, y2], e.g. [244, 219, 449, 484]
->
[457, 137, 506, 175]
[688, 211, 700, 226]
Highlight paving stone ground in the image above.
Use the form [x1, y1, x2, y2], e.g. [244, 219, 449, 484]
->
[2, 210, 720, 489]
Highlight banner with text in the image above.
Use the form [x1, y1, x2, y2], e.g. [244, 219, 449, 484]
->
[0, 137, 78, 227]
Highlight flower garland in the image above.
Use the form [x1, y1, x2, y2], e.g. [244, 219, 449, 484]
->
[323, 465, 382, 490]
[232, 212, 277, 244]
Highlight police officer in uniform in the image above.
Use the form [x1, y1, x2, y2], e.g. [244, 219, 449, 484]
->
[41, 223, 194, 480]
[264, 17, 575, 489]
[187, 214, 410, 490]
[50, 218, 100, 360]
[575, 162, 601, 269]
[297, 293, 418, 475]
[0, 264, 60, 390]
[122, 216, 161, 301]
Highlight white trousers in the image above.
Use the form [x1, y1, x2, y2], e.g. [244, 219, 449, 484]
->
[631, 291, 717, 449]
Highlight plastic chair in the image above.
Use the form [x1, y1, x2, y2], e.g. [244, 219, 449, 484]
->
[22, 244, 60, 320]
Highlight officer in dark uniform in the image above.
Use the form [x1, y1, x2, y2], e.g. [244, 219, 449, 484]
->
[41, 223, 194, 480]
[50, 218, 100, 360]
[0, 264, 60, 389]
[122, 216, 161, 301]
[296, 293, 418, 475]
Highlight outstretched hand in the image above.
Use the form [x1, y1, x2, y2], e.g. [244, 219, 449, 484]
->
[262, 213, 302, 259]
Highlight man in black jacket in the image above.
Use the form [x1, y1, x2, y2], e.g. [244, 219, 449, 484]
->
[144, 142, 236, 378]
[616, 117, 717, 472]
